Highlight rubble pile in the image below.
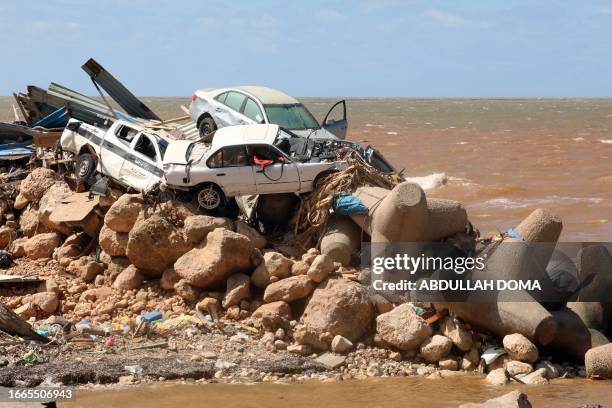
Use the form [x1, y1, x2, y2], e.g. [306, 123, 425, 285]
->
[0, 163, 609, 388]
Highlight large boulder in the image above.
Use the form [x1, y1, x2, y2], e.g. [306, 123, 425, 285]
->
[104, 194, 144, 232]
[503, 333, 538, 363]
[585, 343, 612, 379]
[252, 301, 292, 321]
[174, 228, 256, 288]
[251, 251, 293, 288]
[112, 265, 143, 290]
[419, 335, 453, 362]
[126, 214, 192, 275]
[19, 205, 49, 237]
[99, 224, 128, 257]
[24, 233, 62, 259]
[294, 278, 374, 350]
[263, 275, 315, 303]
[183, 215, 233, 244]
[235, 220, 267, 249]
[66, 256, 104, 283]
[8, 237, 28, 258]
[222, 273, 251, 308]
[37, 182, 74, 235]
[376, 303, 432, 351]
[18, 168, 56, 203]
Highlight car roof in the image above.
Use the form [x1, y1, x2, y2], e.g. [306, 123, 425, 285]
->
[212, 124, 279, 149]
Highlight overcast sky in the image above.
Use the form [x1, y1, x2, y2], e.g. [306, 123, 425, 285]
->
[2, 0, 612, 97]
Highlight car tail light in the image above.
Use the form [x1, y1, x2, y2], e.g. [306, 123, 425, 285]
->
[191, 94, 197, 102]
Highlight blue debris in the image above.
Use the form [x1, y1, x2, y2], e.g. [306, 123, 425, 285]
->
[31, 107, 70, 129]
[506, 228, 524, 240]
[142, 311, 163, 322]
[333, 193, 369, 216]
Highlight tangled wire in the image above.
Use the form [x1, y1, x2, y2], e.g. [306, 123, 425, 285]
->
[291, 149, 401, 248]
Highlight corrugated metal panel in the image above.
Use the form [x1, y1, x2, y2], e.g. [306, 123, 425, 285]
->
[82, 58, 160, 121]
[31, 107, 70, 129]
[176, 121, 199, 140]
[0, 122, 35, 138]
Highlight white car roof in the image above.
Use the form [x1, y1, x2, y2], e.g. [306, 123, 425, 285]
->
[197, 86, 299, 105]
[212, 124, 280, 149]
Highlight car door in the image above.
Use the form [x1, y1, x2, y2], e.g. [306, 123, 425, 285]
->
[248, 144, 300, 194]
[99, 123, 138, 180]
[208, 91, 234, 127]
[118, 133, 163, 191]
[220, 91, 250, 126]
[206, 145, 256, 195]
[321, 100, 348, 139]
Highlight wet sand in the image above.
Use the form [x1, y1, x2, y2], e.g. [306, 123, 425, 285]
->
[67, 376, 612, 408]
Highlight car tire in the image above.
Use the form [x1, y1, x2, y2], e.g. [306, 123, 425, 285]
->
[198, 116, 217, 142]
[194, 183, 225, 211]
[74, 153, 96, 182]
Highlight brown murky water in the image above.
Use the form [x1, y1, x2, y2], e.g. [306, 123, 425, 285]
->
[65, 377, 612, 407]
[5, 96, 609, 240]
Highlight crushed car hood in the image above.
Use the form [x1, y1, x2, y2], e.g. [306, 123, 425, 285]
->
[162, 140, 193, 165]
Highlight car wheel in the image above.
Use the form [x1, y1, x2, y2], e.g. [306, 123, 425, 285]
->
[195, 184, 225, 211]
[198, 116, 217, 142]
[75, 153, 96, 182]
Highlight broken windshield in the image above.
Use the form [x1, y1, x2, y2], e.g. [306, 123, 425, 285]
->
[264, 104, 319, 130]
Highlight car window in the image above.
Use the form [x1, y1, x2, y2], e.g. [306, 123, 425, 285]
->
[134, 135, 158, 161]
[263, 104, 319, 130]
[242, 98, 264, 122]
[214, 92, 228, 104]
[224, 92, 247, 112]
[115, 125, 138, 146]
[207, 145, 249, 168]
[248, 145, 284, 163]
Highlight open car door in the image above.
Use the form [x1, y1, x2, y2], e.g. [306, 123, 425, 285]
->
[321, 100, 347, 139]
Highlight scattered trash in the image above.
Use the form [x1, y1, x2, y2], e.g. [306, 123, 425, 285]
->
[332, 193, 369, 216]
[481, 347, 508, 366]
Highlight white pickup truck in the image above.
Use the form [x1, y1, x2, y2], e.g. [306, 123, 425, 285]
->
[60, 120, 348, 210]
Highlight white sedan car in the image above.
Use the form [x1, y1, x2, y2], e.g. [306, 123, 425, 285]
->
[189, 85, 347, 141]
[61, 119, 348, 211]
[163, 124, 348, 210]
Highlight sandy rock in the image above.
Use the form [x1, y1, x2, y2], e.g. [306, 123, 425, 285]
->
[420, 335, 453, 362]
[222, 273, 251, 308]
[307, 254, 334, 283]
[438, 358, 458, 371]
[486, 368, 508, 386]
[184, 215, 233, 244]
[56, 244, 81, 265]
[196, 297, 221, 318]
[503, 333, 538, 363]
[19, 168, 56, 203]
[99, 224, 128, 257]
[66, 256, 104, 282]
[127, 214, 192, 275]
[370, 293, 394, 314]
[459, 390, 532, 408]
[174, 228, 256, 288]
[104, 194, 144, 232]
[287, 344, 312, 355]
[263, 275, 315, 303]
[29, 292, 59, 315]
[24, 232, 62, 259]
[38, 278, 59, 294]
[13, 194, 28, 210]
[160, 268, 180, 290]
[440, 316, 473, 352]
[295, 279, 373, 350]
[0, 226, 16, 248]
[585, 343, 612, 379]
[291, 261, 310, 276]
[37, 182, 74, 235]
[518, 368, 548, 385]
[112, 265, 144, 290]
[14, 302, 37, 319]
[235, 220, 266, 249]
[174, 279, 200, 302]
[331, 335, 354, 353]
[376, 303, 432, 351]
[251, 251, 293, 288]
[252, 301, 292, 321]
[301, 248, 319, 265]
[19, 205, 48, 237]
[505, 360, 534, 376]
[8, 237, 28, 258]
[80, 286, 112, 302]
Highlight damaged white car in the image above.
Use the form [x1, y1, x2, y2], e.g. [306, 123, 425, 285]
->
[189, 85, 347, 141]
[60, 119, 349, 210]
